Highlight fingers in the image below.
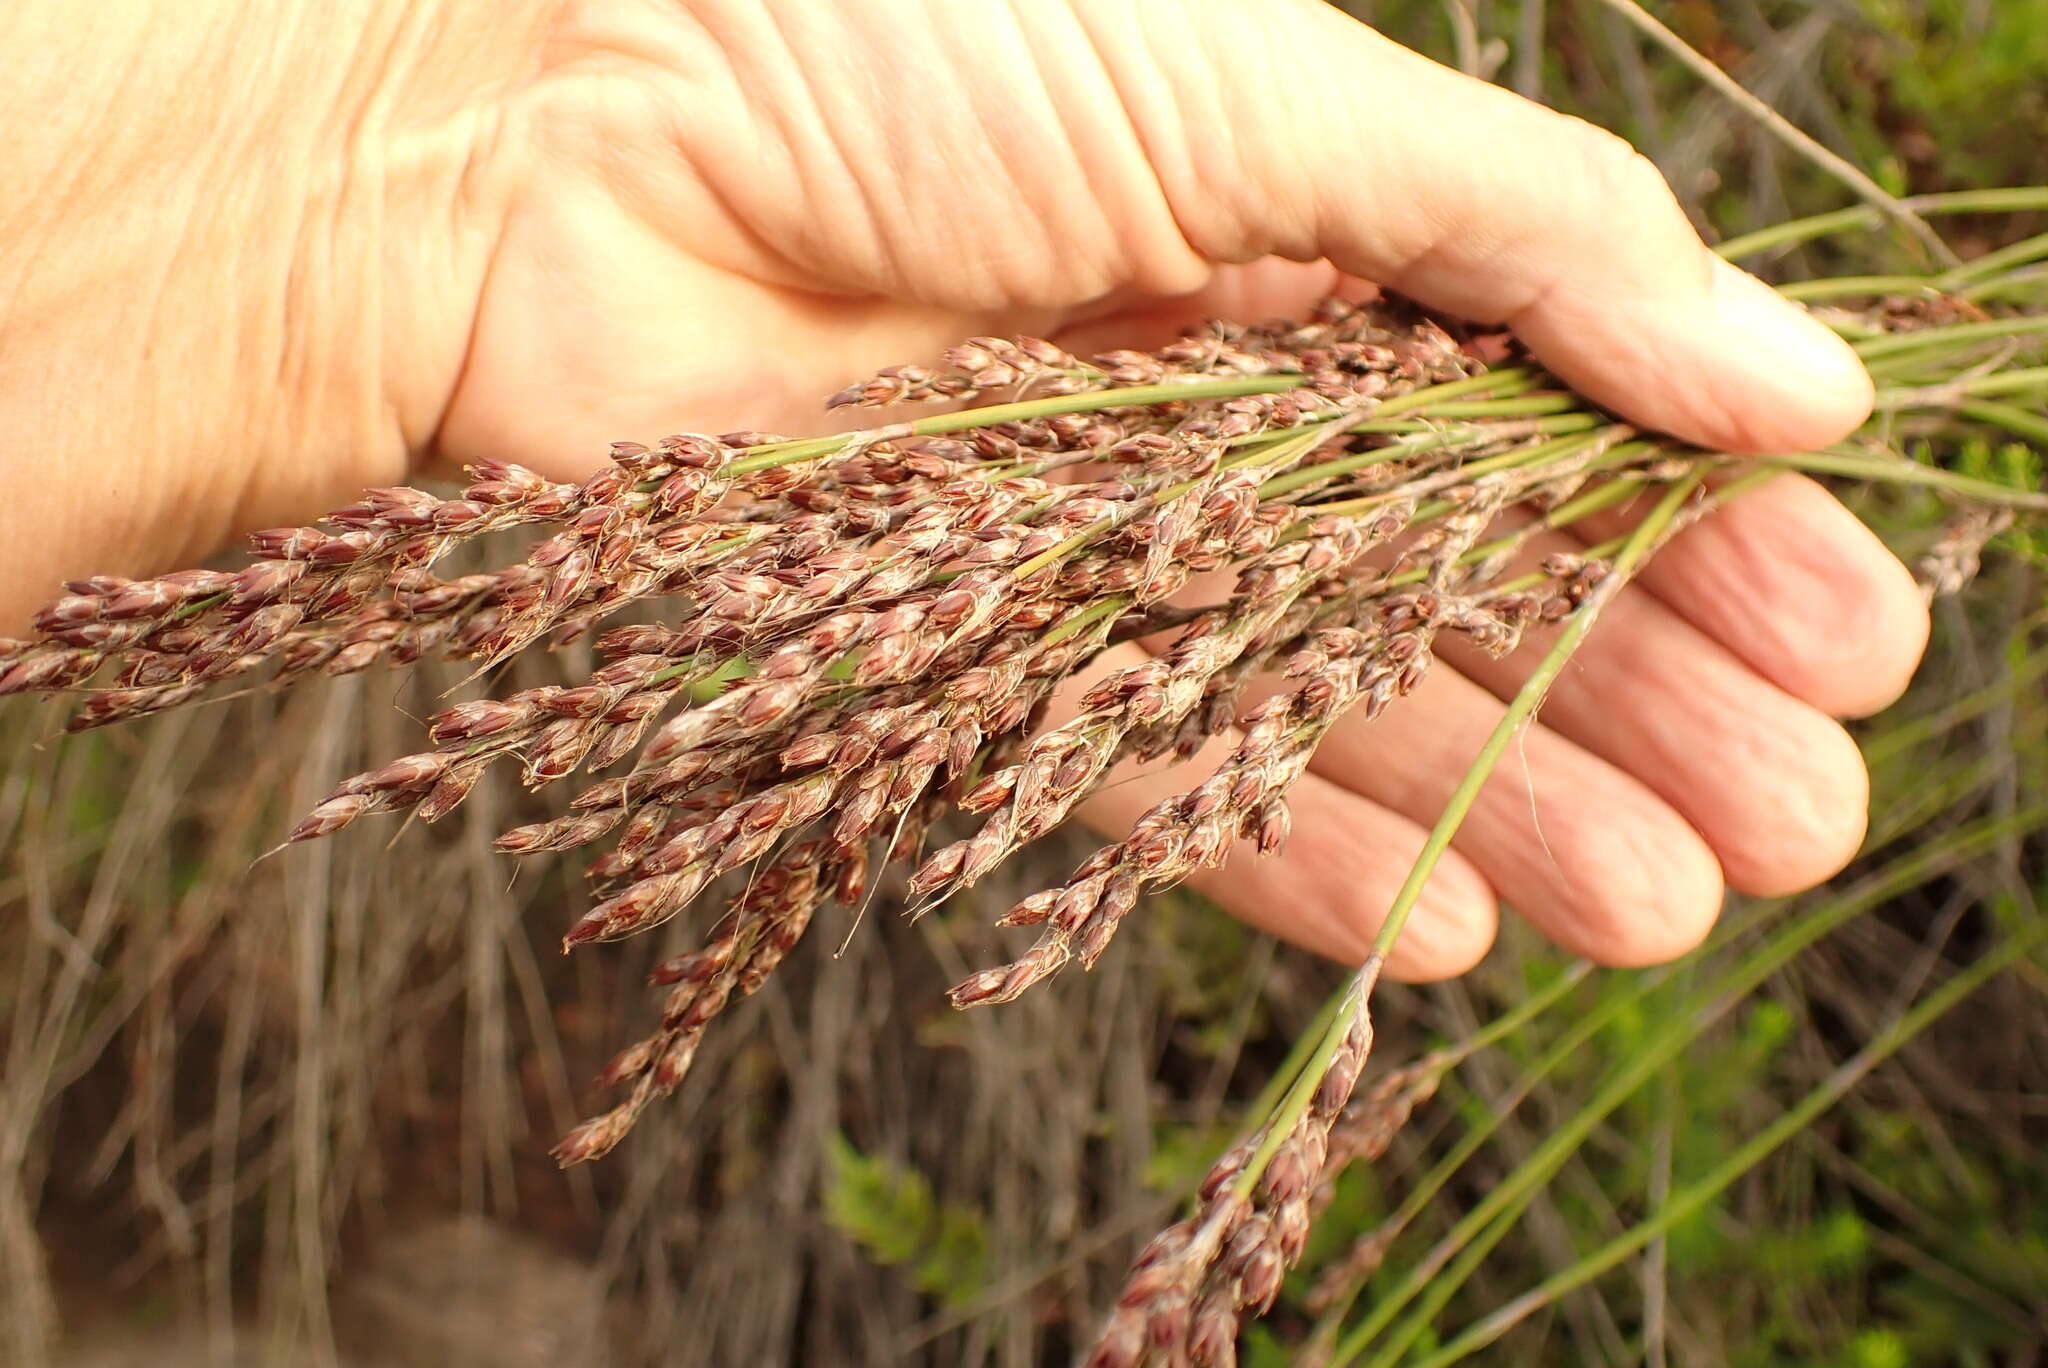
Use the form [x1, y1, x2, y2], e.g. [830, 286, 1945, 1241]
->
[1066, 645, 1500, 981]
[1234, 662, 1725, 967]
[1438, 531, 1871, 896]
[1571, 474, 1928, 717]
[1088, 0, 1871, 452]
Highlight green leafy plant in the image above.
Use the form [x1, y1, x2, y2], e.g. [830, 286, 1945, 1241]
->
[824, 1134, 993, 1310]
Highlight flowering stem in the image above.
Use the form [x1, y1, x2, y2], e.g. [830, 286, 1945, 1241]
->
[1371, 474, 1705, 961]
[1369, 368, 1533, 415]
[1225, 473, 1707, 1208]
[729, 376, 1311, 474]
[1304, 959, 1657, 1345]
[1259, 423, 1622, 504]
[1347, 394, 1579, 427]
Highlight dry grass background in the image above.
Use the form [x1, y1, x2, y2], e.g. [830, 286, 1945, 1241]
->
[5, 3, 2045, 1365]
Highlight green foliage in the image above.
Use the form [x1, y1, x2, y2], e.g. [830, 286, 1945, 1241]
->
[1139, 888, 1269, 1036]
[1951, 438, 2043, 497]
[1957, 440, 2048, 572]
[1142, 1120, 1238, 1195]
[1241, 1323, 1294, 1368]
[823, 1134, 991, 1309]
[1751, 1207, 1869, 1283]
[1849, 1328, 1911, 1368]
[1300, 1168, 1389, 1275]
[1846, 0, 2048, 189]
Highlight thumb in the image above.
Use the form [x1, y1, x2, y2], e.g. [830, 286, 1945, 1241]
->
[1088, 0, 1871, 454]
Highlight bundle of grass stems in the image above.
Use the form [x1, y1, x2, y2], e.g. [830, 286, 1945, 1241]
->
[5, 189, 2046, 1364]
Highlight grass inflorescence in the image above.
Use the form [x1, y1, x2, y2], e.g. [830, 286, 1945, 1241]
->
[4, 224, 2047, 1363]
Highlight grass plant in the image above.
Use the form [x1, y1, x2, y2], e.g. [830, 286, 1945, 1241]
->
[5, 4, 2046, 1364]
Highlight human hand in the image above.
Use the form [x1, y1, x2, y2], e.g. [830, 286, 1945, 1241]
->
[2, 0, 1926, 978]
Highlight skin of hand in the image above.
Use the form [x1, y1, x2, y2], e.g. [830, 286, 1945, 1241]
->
[1, 0, 1929, 980]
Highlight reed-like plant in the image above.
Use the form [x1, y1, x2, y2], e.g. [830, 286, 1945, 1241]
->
[4, 190, 2045, 1364]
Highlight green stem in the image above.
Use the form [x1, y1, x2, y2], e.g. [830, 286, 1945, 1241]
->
[1346, 395, 1580, 426]
[1309, 959, 1676, 1346]
[1368, 369, 1533, 417]
[729, 375, 1308, 473]
[1036, 594, 1131, 650]
[1259, 425, 1622, 504]
[1853, 315, 2048, 362]
[1330, 807, 2046, 1364]
[734, 368, 1543, 479]
[1764, 232, 2048, 300]
[1958, 397, 2048, 446]
[1338, 414, 1598, 440]
[1715, 188, 2048, 260]
[1237, 983, 1354, 1140]
[1226, 477, 1704, 1210]
[1410, 915, 2048, 1367]
[1777, 275, 1941, 302]
[1873, 365, 2048, 409]
[1374, 476, 1703, 963]
[1937, 229, 2048, 290]
[1217, 373, 1545, 452]
[1766, 450, 2048, 512]
[1958, 271, 2048, 304]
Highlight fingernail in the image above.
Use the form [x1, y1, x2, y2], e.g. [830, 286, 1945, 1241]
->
[1710, 258, 1874, 439]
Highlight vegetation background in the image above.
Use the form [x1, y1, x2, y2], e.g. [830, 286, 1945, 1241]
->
[3, 2, 2042, 1365]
